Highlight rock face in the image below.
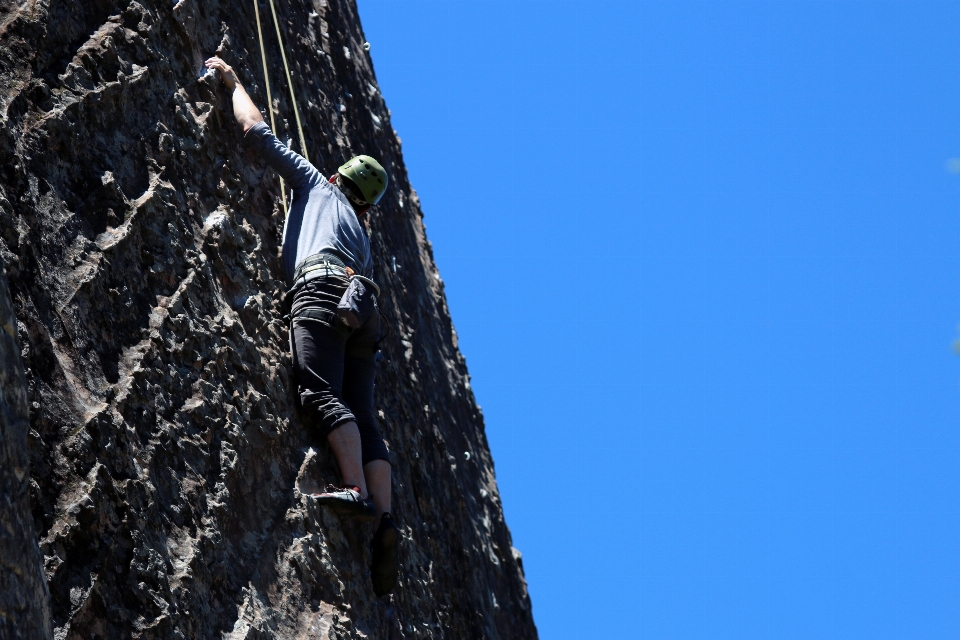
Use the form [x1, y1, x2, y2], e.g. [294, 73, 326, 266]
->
[0, 259, 52, 640]
[0, 1, 537, 638]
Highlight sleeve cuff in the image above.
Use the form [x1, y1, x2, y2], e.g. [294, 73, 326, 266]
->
[243, 121, 271, 147]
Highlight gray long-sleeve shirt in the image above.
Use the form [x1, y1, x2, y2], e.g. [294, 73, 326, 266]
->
[244, 122, 373, 284]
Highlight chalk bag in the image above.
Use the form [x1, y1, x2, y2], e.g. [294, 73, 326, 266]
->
[337, 276, 379, 329]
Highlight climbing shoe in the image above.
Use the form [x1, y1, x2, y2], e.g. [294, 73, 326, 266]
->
[311, 485, 376, 522]
[371, 513, 399, 596]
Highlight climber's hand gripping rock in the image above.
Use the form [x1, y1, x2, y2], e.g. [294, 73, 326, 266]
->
[204, 56, 237, 89]
[205, 56, 264, 133]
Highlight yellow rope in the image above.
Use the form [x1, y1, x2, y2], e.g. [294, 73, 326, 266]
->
[267, 0, 309, 163]
[252, 0, 287, 212]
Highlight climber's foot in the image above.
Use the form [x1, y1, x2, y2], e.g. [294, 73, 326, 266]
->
[371, 513, 399, 596]
[311, 485, 376, 522]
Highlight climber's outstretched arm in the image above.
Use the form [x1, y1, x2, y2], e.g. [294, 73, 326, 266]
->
[204, 56, 320, 192]
[205, 57, 263, 133]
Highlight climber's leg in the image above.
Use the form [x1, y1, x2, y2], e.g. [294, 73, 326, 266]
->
[342, 353, 391, 516]
[363, 460, 392, 517]
[290, 315, 356, 444]
[341, 298, 390, 509]
[312, 421, 376, 520]
[326, 420, 367, 496]
[366, 451, 398, 596]
[340, 345, 398, 595]
[290, 280, 376, 520]
[371, 498, 399, 596]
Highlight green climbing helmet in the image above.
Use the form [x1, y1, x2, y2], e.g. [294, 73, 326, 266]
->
[338, 155, 388, 205]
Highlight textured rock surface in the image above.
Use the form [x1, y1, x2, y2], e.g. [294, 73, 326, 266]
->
[0, 260, 52, 640]
[0, 1, 536, 637]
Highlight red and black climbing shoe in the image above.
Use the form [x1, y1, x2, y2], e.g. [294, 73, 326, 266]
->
[371, 513, 399, 596]
[311, 485, 376, 522]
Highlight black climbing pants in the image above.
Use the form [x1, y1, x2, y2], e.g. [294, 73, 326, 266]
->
[289, 274, 390, 465]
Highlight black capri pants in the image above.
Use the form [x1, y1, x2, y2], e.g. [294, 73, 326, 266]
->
[289, 273, 390, 465]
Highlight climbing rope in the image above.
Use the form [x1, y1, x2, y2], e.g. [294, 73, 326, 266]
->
[252, 0, 311, 210]
[267, 0, 309, 163]
[252, 0, 287, 212]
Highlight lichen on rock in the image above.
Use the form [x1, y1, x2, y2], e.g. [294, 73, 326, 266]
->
[0, 1, 536, 637]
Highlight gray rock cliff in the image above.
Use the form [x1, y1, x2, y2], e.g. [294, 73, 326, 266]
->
[0, 259, 52, 640]
[0, 1, 537, 637]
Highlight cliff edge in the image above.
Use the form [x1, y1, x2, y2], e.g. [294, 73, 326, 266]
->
[0, 1, 536, 637]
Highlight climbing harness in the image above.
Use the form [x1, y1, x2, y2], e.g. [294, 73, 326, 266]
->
[286, 252, 381, 331]
[292, 252, 352, 284]
[252, 0, 311, 211]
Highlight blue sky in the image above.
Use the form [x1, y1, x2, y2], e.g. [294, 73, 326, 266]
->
[359, 1, 960, 637]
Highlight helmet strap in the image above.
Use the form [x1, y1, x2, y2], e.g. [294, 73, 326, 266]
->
[335, 174, 369, 208]
[332, 174, 372, 217]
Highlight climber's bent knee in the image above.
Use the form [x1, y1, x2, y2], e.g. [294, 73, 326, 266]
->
[290, 316, 357, 436]
[320, 415, 358, 440]
[289, 277, 386, 458]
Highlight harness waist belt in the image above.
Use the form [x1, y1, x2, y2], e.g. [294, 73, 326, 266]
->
[293, 252, 351, 283]
[291, 307, 337, 324]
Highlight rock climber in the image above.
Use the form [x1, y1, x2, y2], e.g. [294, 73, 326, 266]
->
[204, 56, 398, 597]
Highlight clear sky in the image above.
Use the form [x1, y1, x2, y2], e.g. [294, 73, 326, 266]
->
[358, 1, 960, 638]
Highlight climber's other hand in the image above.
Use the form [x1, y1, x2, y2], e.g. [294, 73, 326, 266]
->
[205, 57, 238, 91]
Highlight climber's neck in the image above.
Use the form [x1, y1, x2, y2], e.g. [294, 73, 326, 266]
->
[329, 174, 370, 218]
